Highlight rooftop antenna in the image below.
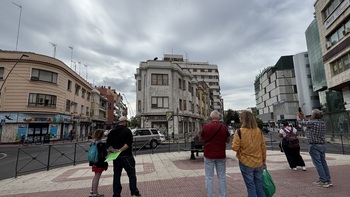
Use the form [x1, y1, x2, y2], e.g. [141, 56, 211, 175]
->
[49, 42, 57, 58]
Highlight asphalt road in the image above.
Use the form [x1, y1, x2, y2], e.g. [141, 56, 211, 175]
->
[1, 132, 349, 181]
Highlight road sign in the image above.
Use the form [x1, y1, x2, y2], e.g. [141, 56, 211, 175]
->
[166, 111, 173, 121]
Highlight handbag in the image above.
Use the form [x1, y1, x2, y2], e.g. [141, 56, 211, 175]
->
[262, 169, 276, 197]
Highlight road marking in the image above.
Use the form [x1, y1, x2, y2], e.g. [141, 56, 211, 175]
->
[0, 153, 7, 160]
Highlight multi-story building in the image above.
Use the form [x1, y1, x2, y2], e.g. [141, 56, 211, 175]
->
[97, 86, 127, 130]
[90, 88, 108, 131]
[0, 51, 92, 143]
[314, 0, 350, 110]
[135, 54, 220, 139]
[255, 56, 299, 124]
[293, 52, 321, 116]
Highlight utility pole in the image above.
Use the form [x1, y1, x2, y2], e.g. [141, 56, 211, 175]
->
[12, 2, 23, 51]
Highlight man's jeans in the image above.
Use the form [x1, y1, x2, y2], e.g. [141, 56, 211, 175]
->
[204, 157, 227, 197]
[309, 144, 331, 182]
[113, 155, 140, 197]
[239, 161, 264, 197]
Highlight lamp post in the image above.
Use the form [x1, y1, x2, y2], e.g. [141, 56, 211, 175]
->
[0, 54, 29, 101]
[122, 93, 134, 117]
[12, 3, 23, 51]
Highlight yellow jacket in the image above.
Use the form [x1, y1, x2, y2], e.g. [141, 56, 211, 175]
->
[231, 128, 266, 168]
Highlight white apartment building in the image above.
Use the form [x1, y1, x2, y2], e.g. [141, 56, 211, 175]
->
[314, 0, 350, 110]
[134, 54, 220, 138]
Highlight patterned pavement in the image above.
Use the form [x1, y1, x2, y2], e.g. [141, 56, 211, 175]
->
[0, 150, 350, 197]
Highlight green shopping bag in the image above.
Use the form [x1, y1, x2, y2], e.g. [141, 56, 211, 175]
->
[262, 169, 276, 197]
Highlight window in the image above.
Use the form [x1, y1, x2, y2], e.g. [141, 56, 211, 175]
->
[179, 99, 182, 110]
[28, 93, 57, 107]
[138, 100, 141, 111]
[178, 78, 182, 89]
[31, 68, 58, 83]
[193, 69, 197, 72]
[183, 80, 186, 90]
[0, 67, 4, 79]
[151, 74, 168, 85]
[67, 80, 72, 91]
[87, 92, 91, 101]
[66, 99, 70, 111]
[81, 105, 84, 114]
[75, 84, 80, 96]
[138, 80, 141, 90]
[184, 100, 187, 111]
[86, 107, 90, 116]
[151, 97, 169, 108]
[82, 88, 86, 98]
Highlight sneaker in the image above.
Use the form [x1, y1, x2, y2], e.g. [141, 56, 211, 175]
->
[302, 166, 307, 171]
[89, 191, 93, 197]
[326, 182, 333, 187]
[91, 194, 104, 197]
[292, 168, 297, 171]
[313, 181, 329, 188]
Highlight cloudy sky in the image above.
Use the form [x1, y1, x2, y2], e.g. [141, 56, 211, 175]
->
[0, 0, 315, 116]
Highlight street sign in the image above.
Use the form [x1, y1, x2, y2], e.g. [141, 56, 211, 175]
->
[166, 111, 173, 121]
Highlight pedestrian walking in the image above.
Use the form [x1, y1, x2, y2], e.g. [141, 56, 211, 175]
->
[89, 129, 108, 197]
[297, 109, 333, 188]
[232, 110, 267, 197]
[278, 121, 306, 171]
[199, 110, 230, 197]
[106, 116, 141, 197]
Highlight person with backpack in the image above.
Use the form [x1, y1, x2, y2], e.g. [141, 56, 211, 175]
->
[278, 121, 306, 171]
[89, 129, 108, 197]
[231, 110, 266, 197]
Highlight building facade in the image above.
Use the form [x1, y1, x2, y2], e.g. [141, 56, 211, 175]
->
[314, 0, 350, 109]
[135, 54, 222, 139]
[0, 51, 92, 143]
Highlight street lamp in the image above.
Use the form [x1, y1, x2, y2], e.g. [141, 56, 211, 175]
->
[122, 93, 134, 117]
[12, 2, 23, 51]
[0, 54, 29, 101]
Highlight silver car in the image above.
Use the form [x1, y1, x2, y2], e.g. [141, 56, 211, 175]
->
[133, 128, 165, 148]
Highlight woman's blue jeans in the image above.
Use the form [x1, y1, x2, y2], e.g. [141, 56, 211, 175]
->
[204, 157, 227, 197]
[239, 161, 265, 197]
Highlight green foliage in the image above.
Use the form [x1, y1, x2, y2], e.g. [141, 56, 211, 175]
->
[224, 109, 235, 125]
[130, 116, 141, 128]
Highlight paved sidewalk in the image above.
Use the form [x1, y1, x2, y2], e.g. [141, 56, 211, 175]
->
[0, 150, 350, 197]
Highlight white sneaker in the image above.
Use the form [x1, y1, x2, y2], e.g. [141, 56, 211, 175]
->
[302, 166, 306, 171]
[292, 168, 297, 171]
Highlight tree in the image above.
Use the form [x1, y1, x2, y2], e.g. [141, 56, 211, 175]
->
[130, 116, 141, 128]
[224, 109, 235, 125]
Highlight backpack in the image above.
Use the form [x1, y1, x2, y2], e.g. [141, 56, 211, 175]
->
[88, 141, 99, 163]
[283, 128, 300, 148]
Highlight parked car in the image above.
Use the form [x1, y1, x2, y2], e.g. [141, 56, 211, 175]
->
[133, 128, 165, 148]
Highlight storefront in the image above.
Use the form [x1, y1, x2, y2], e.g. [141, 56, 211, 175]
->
[0, 113, 73, 143]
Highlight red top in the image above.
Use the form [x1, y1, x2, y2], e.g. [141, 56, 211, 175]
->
[201, 121, 229, 159]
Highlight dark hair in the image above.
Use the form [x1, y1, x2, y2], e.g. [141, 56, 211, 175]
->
[282, 120, 289, 127]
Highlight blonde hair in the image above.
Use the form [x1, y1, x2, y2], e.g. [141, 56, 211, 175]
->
[92, 129, 104, 140]
[239, 110, 258, 129]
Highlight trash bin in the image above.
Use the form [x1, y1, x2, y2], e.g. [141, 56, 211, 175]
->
[44, 134, 50, 143]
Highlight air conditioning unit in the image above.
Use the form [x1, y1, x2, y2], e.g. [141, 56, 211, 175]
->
[326, 41, 332, 49]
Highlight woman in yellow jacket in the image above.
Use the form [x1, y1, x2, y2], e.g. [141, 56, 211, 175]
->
[232, 111, 267, 197]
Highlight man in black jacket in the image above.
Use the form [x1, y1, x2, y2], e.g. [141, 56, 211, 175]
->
[106, 116, 141, 197]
